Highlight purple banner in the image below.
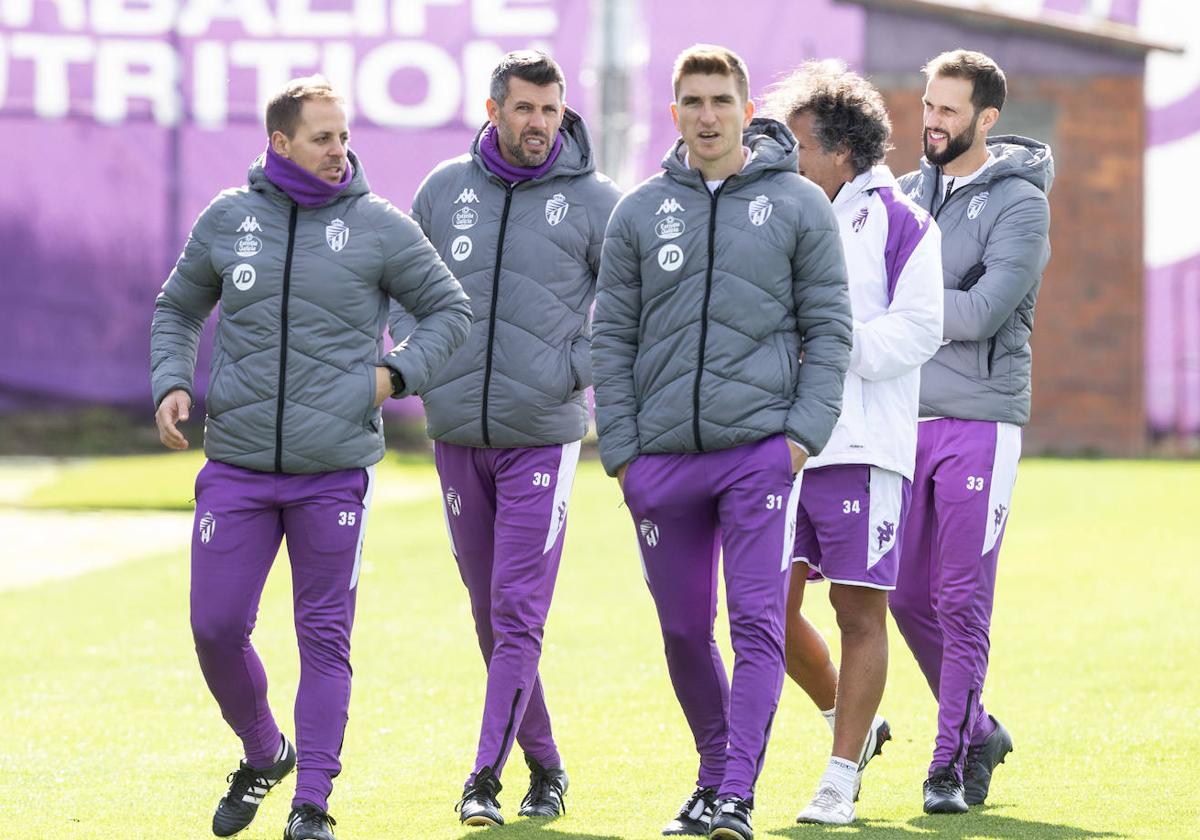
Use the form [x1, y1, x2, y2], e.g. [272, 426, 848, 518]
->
[0, 0, 591, 411]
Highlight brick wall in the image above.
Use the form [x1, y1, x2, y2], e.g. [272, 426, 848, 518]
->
[880, 76, 1146, 455]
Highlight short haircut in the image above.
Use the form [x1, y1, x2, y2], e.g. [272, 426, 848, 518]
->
[265, 75, 344, 138]
[672, 44, 750, 103]
[490, 50, 566, 105]
[923, 49, 1006, 112]
[762, 59, 892, 176]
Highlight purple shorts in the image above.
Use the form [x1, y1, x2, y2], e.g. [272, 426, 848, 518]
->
[791, 464, 910, 590]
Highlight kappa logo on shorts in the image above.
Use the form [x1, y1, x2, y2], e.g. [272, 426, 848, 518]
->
[656, 197, 685, 215]
[555, 500, 568, 530]
[968, 191, 989, 220]
[237, 215, 262, 233]
[748, 194, 774, 226]
[993, 503, 1007, 531]
[199, 511, 216, 544]
[455, 188, 479, 204]
[638, 518, 659, 548]
[545, 192, 569, 226]
[326, 219, 350, 252]
[851, 207, 869, 232]
[446, 488, 462, 516]
[876, 520, 895, 551]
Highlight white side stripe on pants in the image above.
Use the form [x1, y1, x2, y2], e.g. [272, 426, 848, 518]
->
[982, 423, 1022, 556]
[543, 440, 581, 554]
[780, 471, 804, 572]
[348, 464, 375, 590]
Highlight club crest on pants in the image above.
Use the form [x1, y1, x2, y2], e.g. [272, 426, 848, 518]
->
[639, 518, 659, 547]
[199, 511, 216, 544]
[445, 487, 462, 516]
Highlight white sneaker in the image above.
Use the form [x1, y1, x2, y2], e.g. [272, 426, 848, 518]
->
[853, 716, 892, 800]
[797, 784, 856, 825]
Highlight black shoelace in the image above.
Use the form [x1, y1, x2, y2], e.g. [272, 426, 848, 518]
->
[291, 804, 335, 830]
[927, 771, 960, 794]
[522, 773, 566, 814]
[224, 766, 266, 801]
[678, 786, 716, 819]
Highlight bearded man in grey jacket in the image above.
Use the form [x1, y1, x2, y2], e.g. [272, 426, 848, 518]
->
[890, 50, 1053, 815]
[389, 50, 620, 827]
[592, 45, 852, 840]
[151, 77, 470, 840]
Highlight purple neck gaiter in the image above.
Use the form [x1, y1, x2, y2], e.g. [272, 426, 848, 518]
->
[263, 146, 353, 208]
[479, 125, 563, 183]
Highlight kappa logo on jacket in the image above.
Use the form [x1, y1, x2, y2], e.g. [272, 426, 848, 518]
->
[967, 191, 990, 220]
[545, 193, 570, 226]
[326, 219, 350, 252]
[748, 195, 774, 226]
[455, 188, 479, 204]
[908, 179, 924, 201]
[851, 207, 869, 233]
[237, 215, 262, 233]
[656, 197, 685, 215]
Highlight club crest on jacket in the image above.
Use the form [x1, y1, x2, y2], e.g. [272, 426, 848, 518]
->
[968, 191, 989, 220]
[545, 193, 570, 226]
[748, 194, 773, 226]
[326, 218, 350, 252]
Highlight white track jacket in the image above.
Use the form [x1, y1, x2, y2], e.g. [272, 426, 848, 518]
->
[805, 166, 944, 480]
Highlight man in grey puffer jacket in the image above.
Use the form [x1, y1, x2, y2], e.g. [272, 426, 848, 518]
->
[890, 50, 1052, 816]
[592, 45, 852, 840]
[388, 51, 620, 826]
[151, 77, 469, 840]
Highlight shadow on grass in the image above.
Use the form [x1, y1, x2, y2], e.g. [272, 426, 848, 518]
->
[454, 826, 624, 840]
[771, 805, 1123, 839]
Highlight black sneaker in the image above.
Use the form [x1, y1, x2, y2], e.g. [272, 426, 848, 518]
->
[708, 796, 754, 840]
[212, 736, 296, 837]
[854, 715, 892, 801]
[283, 803, 336, 840]
[964, 716, 1013, 805]
[518, 754, 568, 817]
[923, 766, 968, 814]
[662, 786, 717, 836]
[457, 766, 504, 826]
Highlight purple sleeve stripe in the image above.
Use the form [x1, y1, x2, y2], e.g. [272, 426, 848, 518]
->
[877, 187, 933, 304]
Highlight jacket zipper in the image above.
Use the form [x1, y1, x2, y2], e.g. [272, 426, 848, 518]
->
[693, 185, 723, 452]
[274, 203, 299, 473]
[481, 184, 515, 447]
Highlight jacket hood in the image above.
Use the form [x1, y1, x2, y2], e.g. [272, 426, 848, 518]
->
[918, 134, 1054, 196]
[662, 117, 799, 188]
[247, 149, 371, 204]
[469, 106, 597, 182]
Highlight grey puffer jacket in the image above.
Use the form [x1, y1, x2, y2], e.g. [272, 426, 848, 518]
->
[899, 135, 1053, 425]
[390, 109, 621, 447]
[151, 151, 471, 473]
[592, 118, 853, 476]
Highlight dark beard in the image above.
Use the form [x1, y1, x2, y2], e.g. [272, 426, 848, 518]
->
[501, 128, 551, 167]
[923, 111, 978, 167]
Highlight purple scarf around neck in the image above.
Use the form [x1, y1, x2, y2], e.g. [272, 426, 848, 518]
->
[264, 145, 353, 208]
[479, 124, 563, 183]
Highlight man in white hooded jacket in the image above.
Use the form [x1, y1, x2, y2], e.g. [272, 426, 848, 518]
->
[763, 61, 943, 825]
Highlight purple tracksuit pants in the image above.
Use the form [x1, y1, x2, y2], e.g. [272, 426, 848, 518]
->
[621, 434, 801, 801]
[190, 459, 373, 812]
[890, 418, 1021, 777]
[434, 440, 580, 783]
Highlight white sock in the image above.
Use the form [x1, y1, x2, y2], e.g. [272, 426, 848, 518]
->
[820, 708, 836, 735]
[819, 756, 859, 803]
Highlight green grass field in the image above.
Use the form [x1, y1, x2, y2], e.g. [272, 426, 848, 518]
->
[2, 454, 1198, 839]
